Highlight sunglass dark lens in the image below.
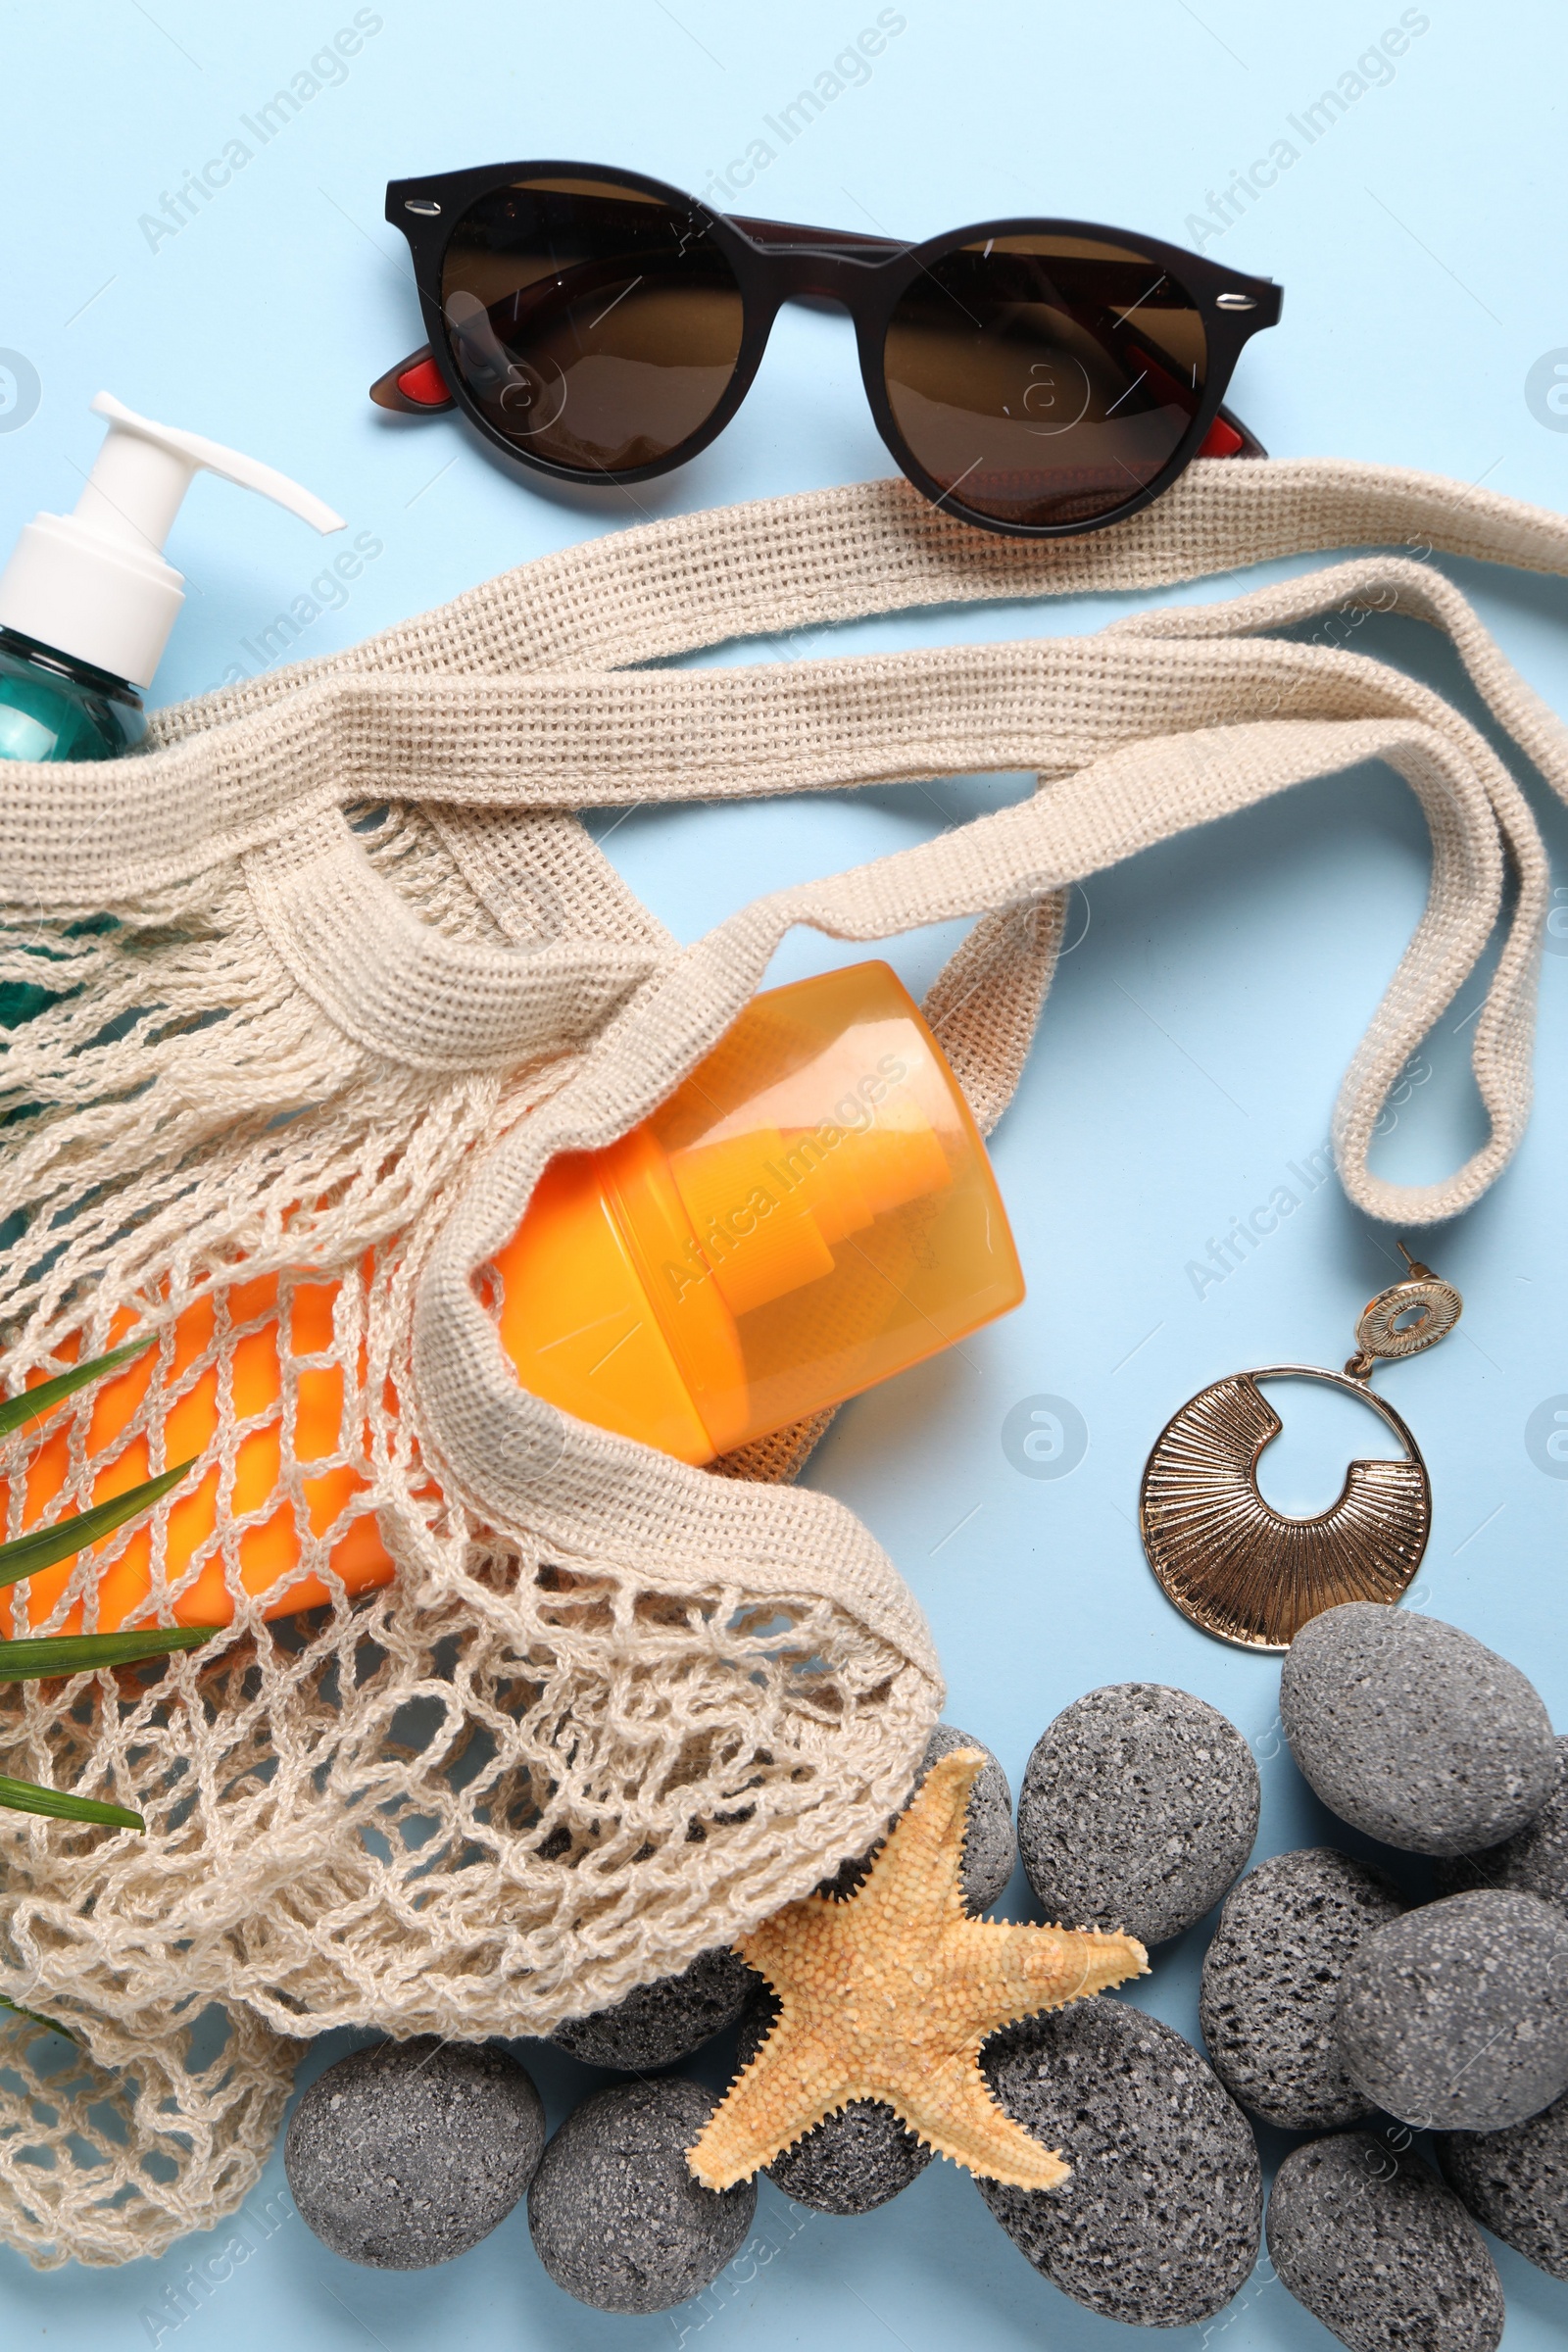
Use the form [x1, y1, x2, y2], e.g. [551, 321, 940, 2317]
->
[883, 234, 1208, 528]
[439, 174, 745, 473]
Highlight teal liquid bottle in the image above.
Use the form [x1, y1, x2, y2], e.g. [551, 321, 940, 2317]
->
[0, 628, 143, 1028]
[0, 391, 344, 1029]
[0, 622, 146, 764]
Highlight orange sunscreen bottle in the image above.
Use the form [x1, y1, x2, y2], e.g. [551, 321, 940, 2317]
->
[1, 961, 1023, 1630]
[493, 959, 1023, 1460]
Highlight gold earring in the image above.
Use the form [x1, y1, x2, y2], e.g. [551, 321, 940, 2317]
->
[1139, 1246, 1462, 1652]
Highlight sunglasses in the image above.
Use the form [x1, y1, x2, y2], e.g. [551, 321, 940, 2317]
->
[370, 162, 1282, 540]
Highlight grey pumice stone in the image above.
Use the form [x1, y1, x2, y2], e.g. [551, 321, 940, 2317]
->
[921, 1723, 1014, 1911]
[549, 1946, 759, 2071]
[285, 2036, 545, 2269]
[1436, 2084, 1568, 2281]
[1017, 1684, 1258, 1945]
[1280, 1603, 1556, 1855]
[1266, 2132, 1504, 2352]
[821, 1723, 1013, 1910]
[1200, 1847, 1404, 2129]
[527, 2078, 754, 2313]
[1337, 1889, 1568, 2132]
[978, 1999, 1262, 2328]
[733, 1997, 932, 2215]
[1437, 1733, 1568, 1918]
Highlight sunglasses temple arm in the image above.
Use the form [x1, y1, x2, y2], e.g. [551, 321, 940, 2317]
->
[369, 244, 675, 416]
[369, 344, 455, 414]
[1106, 312, 1266, 461]
[1209, 401, 1266, 459]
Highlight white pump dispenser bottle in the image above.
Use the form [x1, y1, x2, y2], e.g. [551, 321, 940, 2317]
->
[0, 392, 343, 764]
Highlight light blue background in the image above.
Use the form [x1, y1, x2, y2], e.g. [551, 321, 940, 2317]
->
[3, 0, 1568, 2345]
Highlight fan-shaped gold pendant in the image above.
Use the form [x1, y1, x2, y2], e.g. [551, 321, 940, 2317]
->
[1140, 1252, 1461, 1652]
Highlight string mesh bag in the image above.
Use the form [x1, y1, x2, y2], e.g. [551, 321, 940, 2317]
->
[2, 458, 1568, 2262]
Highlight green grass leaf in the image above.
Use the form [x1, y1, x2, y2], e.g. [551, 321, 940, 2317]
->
[0, 1626, 217, 1682]
[0, 1460, 197, 1592]
[0, 1339, 153, 1439]
[0, 1776, 142, 1830]
[0, 1348, 203, 1838]
[0, 1994, 74, 2041]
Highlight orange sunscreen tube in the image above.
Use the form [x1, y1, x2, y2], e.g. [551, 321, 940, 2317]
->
[1, 1277, 392, 1635]
[2, 961, 1023, 1631]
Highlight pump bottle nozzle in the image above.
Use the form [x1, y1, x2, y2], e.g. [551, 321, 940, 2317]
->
[0, 391, 345, 690]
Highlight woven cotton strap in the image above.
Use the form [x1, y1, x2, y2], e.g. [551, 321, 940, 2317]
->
[7, 464, 1556, 1211]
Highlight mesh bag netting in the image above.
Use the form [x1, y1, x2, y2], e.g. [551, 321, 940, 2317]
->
[1, 465, 1567, 2258]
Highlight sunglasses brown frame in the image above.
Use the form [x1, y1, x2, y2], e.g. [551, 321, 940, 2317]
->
[371, 160, 1282, 539]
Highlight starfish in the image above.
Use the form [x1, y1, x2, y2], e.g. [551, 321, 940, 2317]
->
[687, 1748, 1148, 2192]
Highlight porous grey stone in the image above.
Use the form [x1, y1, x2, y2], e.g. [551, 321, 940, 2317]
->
[820, 1723, 1013, 1910]
[1437, 1734, 1568, 1919]
[1200, 1847, 1405, 2130]
[762, 2094, 930, 2215]
[527, 2078, 755, 2313]
[1016, 1684, 1259, 1945]
[1337, 1889, 1568, 2132]
[285, 2037, 545, 2270]
[921, 1724, 1014, 1911]
[733, 1997, 932, 2215]
[1281, 1604, 1556, 1856]
[978, 1999, 1262, 2328]
[1266, 2132, 1504, 2352]
[1436, 2084, 1568, 2282]
[549, 1947, 759, 2071]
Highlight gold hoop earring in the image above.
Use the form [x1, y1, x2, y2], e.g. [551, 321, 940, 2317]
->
[1140, 1247, 1462, 1652]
